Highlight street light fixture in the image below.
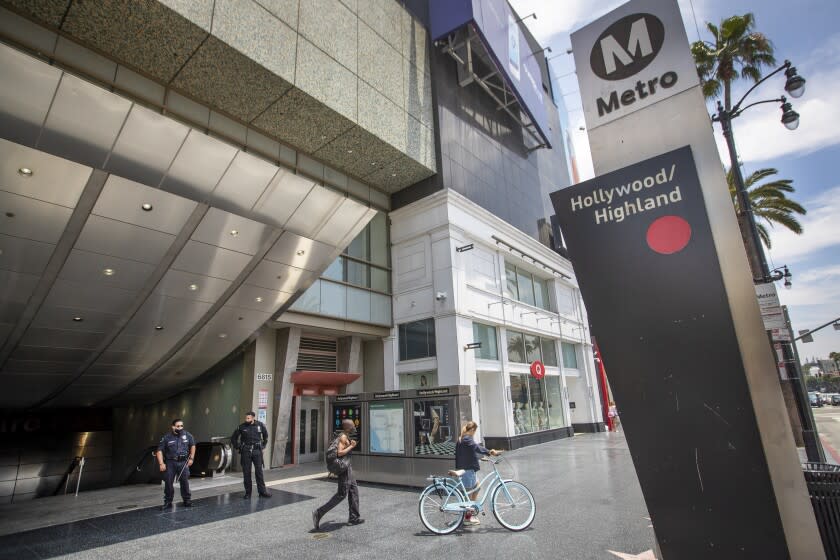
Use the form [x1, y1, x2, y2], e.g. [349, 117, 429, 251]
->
[784, 64, 806, 98]
[769, 265, 793, 289]
[780, 98, 800, 130]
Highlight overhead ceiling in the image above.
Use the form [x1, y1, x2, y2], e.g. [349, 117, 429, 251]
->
[0, 42, 377, 408]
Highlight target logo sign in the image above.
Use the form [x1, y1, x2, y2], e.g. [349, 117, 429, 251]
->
[530, 360, 546, 380]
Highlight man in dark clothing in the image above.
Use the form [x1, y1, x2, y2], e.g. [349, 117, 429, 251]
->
[312, 419, 363, 530]
[231, 411, 272, 498]
[156, 418, 196, 510]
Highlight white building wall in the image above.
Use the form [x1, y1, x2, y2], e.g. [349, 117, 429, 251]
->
[390, 190, 604, 442]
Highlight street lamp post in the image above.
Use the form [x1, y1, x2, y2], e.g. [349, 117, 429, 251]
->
[710, 60, 822, 461]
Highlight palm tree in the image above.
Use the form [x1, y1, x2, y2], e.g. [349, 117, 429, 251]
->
[725, 167, 805, 248]
[691, 13, 776, 109]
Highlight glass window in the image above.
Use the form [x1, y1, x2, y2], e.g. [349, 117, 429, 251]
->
[528, 376, 548, 430]
[346, 259, 368, 287]
[368, 212, 388, 267]
[346, 286, 371, 323]
[525, 334, 541, 363]
[472, 323, 498, 360]
[320, 280, 346, 318]
[534, 277, 551, 310]
[413, 399, 455, 455]
[506, 330, 525, 363]
[561, 342, 578, 369]
[346, 224, 369, 261]
[291, 280, 320, 313]
[371, 267, 389, 292]
[516, 269, 535, 306]
[399, 318, 436, 361]
[370, 292, 391, 325]
[510, 374, 533, 434]
[541, 338, 558, 366]
[545, 376, 565, 428]
[399, 371, 437, 389]
[322, 257, 343, 282]
[505, 262, 518, 300]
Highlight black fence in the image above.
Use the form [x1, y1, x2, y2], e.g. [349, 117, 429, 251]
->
[804, 462, 840, 559]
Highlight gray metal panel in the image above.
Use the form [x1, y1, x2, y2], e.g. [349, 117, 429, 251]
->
[313, 197, 371, 245]
[83, 363, 146, 377]
[245, 259, 306, 293]
[122, 295, 213, 336]
[92, 175, 198, 235]
[0, 234, 55, 275]
[191, 208, 274, 256]
[284, 184, 344, 238]
[58, 249, 157, 291]
[210, 150, 279, 215]
[0, 43, 62, 147]
[160, 130, 238, 199]
[11, 346, 92, 363]
[2, 360, 78, 374]
[225, 283, 289, 313]
[171, 240, 252, 281]
[39, 73, 132, 168]
[30, 305, 122, 333]
[251, 168, 315, 226]
[0, 138, 92, 208]
[264, 232, 336, 272]
[153, 269, 232, 304]
[19, 328, 107, 351]
[0, 190, 73, 243]
[107, 104, 190, 187]
[43, 279, 136, 314]
[74, 215, 175, 265]
[0, 269, 40, 304]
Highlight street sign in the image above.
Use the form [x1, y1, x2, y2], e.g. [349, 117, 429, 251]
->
[771, 328, 792, 342]
[755, 283, 786, 330]
[799, 330, 814, 343]
[530, 360, 545, 379]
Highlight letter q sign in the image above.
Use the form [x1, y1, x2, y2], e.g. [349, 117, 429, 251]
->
[530, 360, 546, 380]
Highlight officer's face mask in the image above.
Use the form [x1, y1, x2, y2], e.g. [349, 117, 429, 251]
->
[173, 424, 184, 435]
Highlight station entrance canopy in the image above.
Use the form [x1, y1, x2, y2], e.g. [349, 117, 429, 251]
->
[430, 0, 552, 150]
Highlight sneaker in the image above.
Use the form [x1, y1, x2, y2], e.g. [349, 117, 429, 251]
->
[258, 492, 272, 498]
[242, 494, 251, 499]
[182, 500, 193, 508]
[312, 510, 321, 531]
[348, 518, 365, 526]
[463, 517, 481, 526]
[161, 502, 173, 511]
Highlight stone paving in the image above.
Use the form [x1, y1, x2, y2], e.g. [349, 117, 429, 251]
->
[0, 433, 657, 559]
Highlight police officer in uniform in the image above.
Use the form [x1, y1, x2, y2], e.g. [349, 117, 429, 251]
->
[231, 411, 272, 498]
[156, 418, 196, 510]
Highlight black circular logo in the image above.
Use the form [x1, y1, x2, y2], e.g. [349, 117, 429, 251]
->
[590, 13, 665, 81]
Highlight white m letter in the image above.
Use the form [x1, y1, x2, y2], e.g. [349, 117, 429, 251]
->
[600, 17, 653, 74]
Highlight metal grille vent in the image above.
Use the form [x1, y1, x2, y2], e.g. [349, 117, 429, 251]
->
[297, 337, 338, 372]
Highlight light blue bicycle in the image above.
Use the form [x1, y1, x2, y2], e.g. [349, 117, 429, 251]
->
[418, 456, 535, 534]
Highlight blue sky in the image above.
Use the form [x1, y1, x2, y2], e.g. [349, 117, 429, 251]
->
[511, 0, 840, 361]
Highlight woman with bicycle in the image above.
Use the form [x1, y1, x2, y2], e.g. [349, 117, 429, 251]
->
[455, 421, 500, 526]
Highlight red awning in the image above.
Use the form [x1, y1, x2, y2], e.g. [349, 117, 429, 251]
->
[290, 371, 361, 396]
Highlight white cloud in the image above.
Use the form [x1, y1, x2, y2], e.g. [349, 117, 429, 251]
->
[767, 185, 840, 264]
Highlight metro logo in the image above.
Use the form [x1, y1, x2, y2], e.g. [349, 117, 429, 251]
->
[590, 13, 665, 80]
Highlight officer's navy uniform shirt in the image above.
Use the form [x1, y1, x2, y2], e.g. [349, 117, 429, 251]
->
[232, 421, 269, 449]
[157, 430, 195, 461]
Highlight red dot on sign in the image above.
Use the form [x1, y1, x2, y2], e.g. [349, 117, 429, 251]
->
[646, 215, 692, 255]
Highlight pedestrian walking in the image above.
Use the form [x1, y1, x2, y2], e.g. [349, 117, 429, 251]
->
[455, 420, 499, 526]
[312, 419, 363, 530]
[156, 418, 195, 510]
[231, 411, 272, 498]
[608, 402, 621, 432]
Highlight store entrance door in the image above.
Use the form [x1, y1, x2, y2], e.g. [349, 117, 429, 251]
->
[298, 397, 323, 463]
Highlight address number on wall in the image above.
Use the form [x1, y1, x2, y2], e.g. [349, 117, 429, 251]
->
[256, 373, 273, 381]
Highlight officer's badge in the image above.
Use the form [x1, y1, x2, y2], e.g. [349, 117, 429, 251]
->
[182, 435, 187, 441]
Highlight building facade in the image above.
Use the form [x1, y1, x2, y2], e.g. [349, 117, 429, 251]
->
[0, 0, 601, 499]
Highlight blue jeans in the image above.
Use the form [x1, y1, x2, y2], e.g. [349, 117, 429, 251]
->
[461, 469, 478, 492]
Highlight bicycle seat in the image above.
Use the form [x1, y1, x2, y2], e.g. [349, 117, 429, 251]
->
[447, 469, 465, 477]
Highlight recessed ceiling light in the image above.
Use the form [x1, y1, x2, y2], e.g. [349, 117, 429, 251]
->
[229, 229, 239, 237]
[296, 250, 305, 256]
[391, 173, 397, 177]
[103, 268, 115, 276]
[218, 333, 228, 339]
[371, 162, 377, 166]
[347, 149, 353, 154]
[276, 275, 283, 280]
[18, 167, 33, 177]
[141, 203, 153, 211]
[155, 325, 164, 330]
[188, 284, 198, 291]
[255, 296, 263, 303]
[73, 317, 83, 322]
[5, 212, 15, 218]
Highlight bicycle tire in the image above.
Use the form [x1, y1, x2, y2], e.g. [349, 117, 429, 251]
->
[418, 481, 467, 535]
[491, 480, 535, 531]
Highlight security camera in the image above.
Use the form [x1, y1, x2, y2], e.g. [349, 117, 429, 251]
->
[435, 292, 447, 301]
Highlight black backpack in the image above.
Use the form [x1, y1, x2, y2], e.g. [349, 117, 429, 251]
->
[325, 434, 349, 475]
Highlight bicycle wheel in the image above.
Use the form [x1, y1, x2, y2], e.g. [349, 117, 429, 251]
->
[491, 480, 535, 531]
[418, 481, 466, 535]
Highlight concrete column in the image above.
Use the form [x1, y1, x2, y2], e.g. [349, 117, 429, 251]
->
[271, 327, 301, 467]
[247, 328, 276, 461]
[383, 335, 397, 390]
[339, 336, 364, 393]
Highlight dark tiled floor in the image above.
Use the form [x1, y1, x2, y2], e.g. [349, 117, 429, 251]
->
[0, 490, 313, 559]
